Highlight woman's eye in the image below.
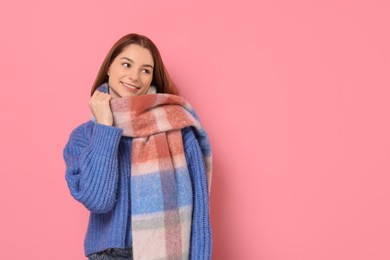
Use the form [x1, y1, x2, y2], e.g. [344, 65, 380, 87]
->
[122, 63, 130, 67]
[142, 69, 151, 74]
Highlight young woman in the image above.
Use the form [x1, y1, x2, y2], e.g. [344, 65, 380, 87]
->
[63, 33, 212, 260]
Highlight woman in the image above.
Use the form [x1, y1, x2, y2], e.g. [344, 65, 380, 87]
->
[63, 33, 212, 260]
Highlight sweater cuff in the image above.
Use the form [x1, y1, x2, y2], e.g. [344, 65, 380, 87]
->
[91, 123, 123, 155]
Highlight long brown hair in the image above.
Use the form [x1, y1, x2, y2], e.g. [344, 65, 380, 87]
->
[91, 33, 178, 96]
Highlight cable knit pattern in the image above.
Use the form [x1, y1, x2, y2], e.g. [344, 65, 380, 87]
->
[63, 121, 212, 259]
[186, 138, 212, 259]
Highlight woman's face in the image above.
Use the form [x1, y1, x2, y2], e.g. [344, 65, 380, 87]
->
[107, 44, 154, 98]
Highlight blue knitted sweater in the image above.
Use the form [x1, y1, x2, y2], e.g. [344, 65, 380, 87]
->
[63, 121, 211, 259]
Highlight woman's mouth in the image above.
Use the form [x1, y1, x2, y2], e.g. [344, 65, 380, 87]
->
[121, 82, 140, 90]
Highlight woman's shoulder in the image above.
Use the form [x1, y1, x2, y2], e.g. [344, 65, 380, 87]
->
[181, 126, 197, 148]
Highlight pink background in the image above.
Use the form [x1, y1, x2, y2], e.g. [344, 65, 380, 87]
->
[0, 1, 389, 259]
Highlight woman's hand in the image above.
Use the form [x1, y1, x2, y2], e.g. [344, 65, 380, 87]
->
[89, 91, 113, 126]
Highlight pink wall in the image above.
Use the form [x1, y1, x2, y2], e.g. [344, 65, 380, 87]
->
[0, 1, 389, 259]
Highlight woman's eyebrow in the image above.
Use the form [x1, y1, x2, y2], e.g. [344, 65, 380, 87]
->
[120, 57, 154, 68]
[120, 57, 133, 62]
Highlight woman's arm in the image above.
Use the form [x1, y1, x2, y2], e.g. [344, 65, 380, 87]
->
[183, 127, 212, 260]
[63, 122, 123, 214]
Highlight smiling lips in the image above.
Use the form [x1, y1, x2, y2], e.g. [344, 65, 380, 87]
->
[121, 81, 140, 90]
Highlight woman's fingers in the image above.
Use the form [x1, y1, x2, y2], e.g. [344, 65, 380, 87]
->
[89, 91, 114, 126]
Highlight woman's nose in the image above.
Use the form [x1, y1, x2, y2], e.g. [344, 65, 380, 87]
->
[127, 69, 138, 81]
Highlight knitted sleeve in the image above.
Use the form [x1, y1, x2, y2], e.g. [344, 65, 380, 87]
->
[182, 127, 212, 260]
[63, 121, 123, 214]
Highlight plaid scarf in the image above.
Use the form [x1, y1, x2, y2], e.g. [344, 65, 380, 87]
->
[97, 84, 212, 259]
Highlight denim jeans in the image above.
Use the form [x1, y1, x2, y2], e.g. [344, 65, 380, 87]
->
[87, 247, 133, 260]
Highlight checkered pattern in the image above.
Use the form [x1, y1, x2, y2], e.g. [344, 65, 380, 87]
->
[107, 86, 212, 260]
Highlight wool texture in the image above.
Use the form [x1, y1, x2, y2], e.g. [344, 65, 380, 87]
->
[67, 83, 212, 260]
[63, 84, 212, 260]
[105, 83, 211, 259]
